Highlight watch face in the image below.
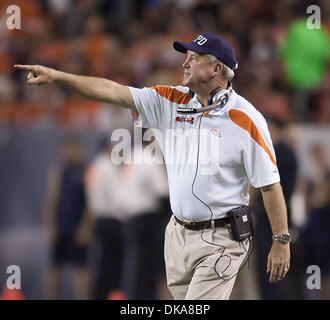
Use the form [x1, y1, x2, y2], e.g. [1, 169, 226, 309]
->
[281, 234, 291, 243]
[272, 234, 291, 243]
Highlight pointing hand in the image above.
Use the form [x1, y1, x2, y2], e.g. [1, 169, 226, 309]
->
[14, 64, 56, 85]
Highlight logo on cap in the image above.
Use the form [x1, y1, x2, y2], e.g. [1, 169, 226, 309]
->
[193, 35, 208, 46]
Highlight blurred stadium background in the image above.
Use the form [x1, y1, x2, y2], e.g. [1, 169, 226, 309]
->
[0, 0, 329, 300]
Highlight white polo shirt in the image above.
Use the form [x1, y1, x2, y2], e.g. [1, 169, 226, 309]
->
[85, 153, 126, 221]
[128, 85, 280, 221]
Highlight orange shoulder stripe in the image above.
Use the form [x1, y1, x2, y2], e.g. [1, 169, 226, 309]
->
[151, 86, 191, 105]
[228, 109, 277, 166]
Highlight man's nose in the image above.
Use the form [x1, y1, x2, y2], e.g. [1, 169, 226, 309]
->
[182, 57, 189, 68]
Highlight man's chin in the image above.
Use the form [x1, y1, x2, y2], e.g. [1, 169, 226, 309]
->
[182, 79, 190, 87]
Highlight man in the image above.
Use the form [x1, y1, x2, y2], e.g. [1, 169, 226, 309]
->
[44, 135, 92, 299]
[15, 32, 290, 300]
[85, 137, 126, 299]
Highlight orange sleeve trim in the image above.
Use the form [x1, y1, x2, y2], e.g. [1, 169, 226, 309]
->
[151, 86, 191, 105]
[228, 109, 277, 166]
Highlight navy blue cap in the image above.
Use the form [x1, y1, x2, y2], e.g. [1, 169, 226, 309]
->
[173, 32, 238, 70]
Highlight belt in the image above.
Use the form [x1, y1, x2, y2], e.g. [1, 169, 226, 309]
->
[174, 216, 230, 231]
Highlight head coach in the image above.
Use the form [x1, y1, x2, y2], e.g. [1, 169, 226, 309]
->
[15, 32, 291, 300]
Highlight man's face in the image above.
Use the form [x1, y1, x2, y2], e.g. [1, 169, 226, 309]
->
[182, 50, 213, 89]
[61, 140, 83, 164]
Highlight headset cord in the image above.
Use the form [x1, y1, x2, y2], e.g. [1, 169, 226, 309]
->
[191, 113, 231, 282]
[191, 112, 255, 284]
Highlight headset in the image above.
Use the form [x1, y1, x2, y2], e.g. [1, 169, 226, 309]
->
[177, 82, 233, 115]
[189, 83, 255, 284]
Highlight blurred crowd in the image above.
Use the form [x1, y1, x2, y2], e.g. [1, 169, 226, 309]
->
[0, 0, 330, 300]
[0, 0, 330, 129]
[42, 134, 170, 300]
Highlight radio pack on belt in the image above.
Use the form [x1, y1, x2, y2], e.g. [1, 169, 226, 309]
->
[227, 206, 254, 242]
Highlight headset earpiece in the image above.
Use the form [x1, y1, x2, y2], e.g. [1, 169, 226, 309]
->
[207, 82, 233, 107]
[177, 82, 233, 114]
[207, 87, 222, 106]
[207, 86, 232, 108]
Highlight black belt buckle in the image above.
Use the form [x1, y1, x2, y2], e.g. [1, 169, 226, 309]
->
[183, 220, 206, 231]
[175, 217, 202, 230]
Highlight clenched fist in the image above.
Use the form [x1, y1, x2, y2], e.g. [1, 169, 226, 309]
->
[14, 64, 56, 85]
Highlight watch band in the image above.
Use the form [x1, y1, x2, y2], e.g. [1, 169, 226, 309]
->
[272, 233, 291, 243]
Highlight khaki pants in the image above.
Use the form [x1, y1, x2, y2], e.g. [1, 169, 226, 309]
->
[164, 215, 250, 300]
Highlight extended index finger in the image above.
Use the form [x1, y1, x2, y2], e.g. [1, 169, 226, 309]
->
[14, 64, 36, 71]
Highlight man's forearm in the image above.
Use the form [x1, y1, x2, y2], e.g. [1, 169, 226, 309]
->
[14, 64, 135, 109]
[54, 71, 121, 104]
[261, 182, 291, 283]
[260, 182, 289, 235]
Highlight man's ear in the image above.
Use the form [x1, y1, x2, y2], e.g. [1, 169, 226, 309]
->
[211, 62, 223, 77]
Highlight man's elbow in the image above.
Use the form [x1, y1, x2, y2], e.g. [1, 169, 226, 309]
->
[260, 182, 282, 193]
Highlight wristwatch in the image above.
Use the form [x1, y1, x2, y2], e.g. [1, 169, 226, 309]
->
[272, 233, 291, 244]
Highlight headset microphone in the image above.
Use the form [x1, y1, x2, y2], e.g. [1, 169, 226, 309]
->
[177, 95, 228, 114]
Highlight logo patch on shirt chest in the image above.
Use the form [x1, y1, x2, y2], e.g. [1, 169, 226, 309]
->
[210, 128, 221, 137]
[175, 116, 194, 124]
